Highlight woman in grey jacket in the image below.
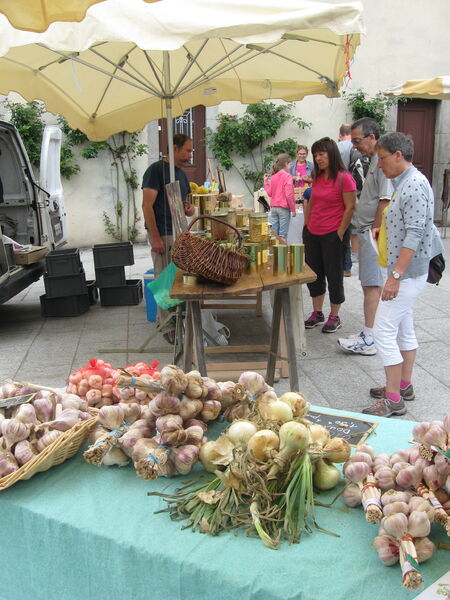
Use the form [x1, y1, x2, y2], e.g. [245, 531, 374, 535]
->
[362, 132, 444, 417]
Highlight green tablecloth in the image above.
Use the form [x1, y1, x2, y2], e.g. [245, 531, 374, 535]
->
[0, 407, 448, 600]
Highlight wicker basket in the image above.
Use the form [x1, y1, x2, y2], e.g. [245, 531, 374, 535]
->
[172, 215, 248, 285]
[0, 408, 98, 491]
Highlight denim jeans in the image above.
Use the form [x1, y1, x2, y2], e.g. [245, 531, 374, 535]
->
[270, 206, 291, 238]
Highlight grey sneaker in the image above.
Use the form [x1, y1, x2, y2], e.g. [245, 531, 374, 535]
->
[369, 384, 415, 401]
[305, 311, 325, 329]
[321, 314, 342, 333]
[362, 397, 407, 417]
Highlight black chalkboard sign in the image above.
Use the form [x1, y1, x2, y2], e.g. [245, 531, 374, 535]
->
[306, 409, 378, 446]
[0, 393, 36, 409]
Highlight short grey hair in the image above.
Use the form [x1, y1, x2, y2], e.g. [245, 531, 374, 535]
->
[351, 117, 380, 140]
[376, 132, 414, 162]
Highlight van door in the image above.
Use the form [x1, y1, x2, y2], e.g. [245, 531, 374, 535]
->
[39, 125, 67, 247]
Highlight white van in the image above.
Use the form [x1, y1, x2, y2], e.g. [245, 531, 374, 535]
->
[0, 120, 66, 303]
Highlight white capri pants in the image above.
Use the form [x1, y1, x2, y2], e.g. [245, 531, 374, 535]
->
[373, 269, 428, 367]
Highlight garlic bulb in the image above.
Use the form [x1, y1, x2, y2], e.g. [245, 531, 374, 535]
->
[98, 404, 125, 431]
[223, 402, 251, 422]
[414, 537, 436, 563]
[12, 403, 39, 425]
[382, 512, 408, 538]
[202, 377, 222, 402]
[149, 393, 181, 417]
[184, 425, 205, 447]
[0, 442, 19, 477]
[183, 418, 207, 432]
[395, 464, 422, 490]
[171, 444, 200, 475]
[14, 439, 36, 466]
[217, 381, 237, 408]
[160, 365, 188, 395]
[382, 501, 410, 517]
[159, 421, 188, 447]
[226, 420, 257, 446]
[349, 451, 373, 467]
[178, 397, 203, 421]
[372, 535, 399, 566]
[373, 453, 390, 471]
[381, 490, 410, 505]
[408, 510, 431, 538]
[237, 371, 267, 398]
[200, 400, 221, 422]
[185, 371, 205, 398]
[101, 447, 130, 467]
[1, 418, 32, 448]
[33, 429, 64, 452]
[344, 460, 370, 484]
[423, 464, 445, 492]
[119, 426, 153, 458]
[357, 443, 375, 459]
[342, 483, 362, 507]
[434, 453, 450, 478]
[313, 458, 341, 491]
[390, 449, 410, 464]
[247, 429, 279, 462]
[155, 414, 183, 431]
[374, 466, 396, 490]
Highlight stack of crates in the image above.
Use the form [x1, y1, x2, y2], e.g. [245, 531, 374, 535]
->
[40, 248, 98, 317]
[93, 242, 143, 306]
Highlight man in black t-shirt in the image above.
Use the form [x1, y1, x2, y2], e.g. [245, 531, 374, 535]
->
[142, 134, 195, 343]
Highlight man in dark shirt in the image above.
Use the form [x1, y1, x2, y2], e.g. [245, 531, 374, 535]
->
[142, 133, 195, 343]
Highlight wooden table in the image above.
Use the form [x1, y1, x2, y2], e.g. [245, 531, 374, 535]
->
[170, 264, 316, 391]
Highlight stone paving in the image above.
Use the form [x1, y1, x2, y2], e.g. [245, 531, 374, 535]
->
[1, 234, 449, 423]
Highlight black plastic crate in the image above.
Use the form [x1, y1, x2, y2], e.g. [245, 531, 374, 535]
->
[40, 293, 90, 317]
[99, 279, 143, 306]
[86, 280, 99, 305]
[95, 266, 126, 288]
[44, 271, 87, 298]
[45, 248, 82, 276]
[93, 242, 134, 268]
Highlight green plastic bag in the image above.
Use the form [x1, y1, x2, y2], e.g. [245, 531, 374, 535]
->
[146, 261, 182, 310]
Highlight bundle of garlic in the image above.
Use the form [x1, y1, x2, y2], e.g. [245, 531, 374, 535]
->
[67, 358, 120, 407]
[0, 379, 91, 478]
[343, 443, 382, 524]
[114, 361, 160, 405]
[83, 403, 145, 465]
[412, 416, 450, 460]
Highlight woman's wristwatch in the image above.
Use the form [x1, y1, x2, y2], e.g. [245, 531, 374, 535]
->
[391, 270, 402, 280]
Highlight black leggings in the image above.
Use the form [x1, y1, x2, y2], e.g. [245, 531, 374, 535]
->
[304, 227, 345, 305]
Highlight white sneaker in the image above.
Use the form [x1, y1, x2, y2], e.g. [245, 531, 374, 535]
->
[351, 253, 359, 263]
[337, 331, 377, 355]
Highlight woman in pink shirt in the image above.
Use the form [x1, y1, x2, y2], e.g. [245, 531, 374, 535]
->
[303, 137, 356, 333]
[263, 153, 296, 242]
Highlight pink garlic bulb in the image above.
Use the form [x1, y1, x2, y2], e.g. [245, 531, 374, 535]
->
[200, 400, 221, 422]
[184, 425, 205, 447]
[171, 444, 200, 475]
[348, 451, 373, 467]
[223, 402, 251, 422]
[414, 537, 436, 563]
[395, 464, 422, 490]
[342, 483, 362, 507]
[373, 453, 390, 471]
[183, 418, 208, 432]
[149, 393, 181, 417]
[155, 414, 183, 431]
[408, 510, 431, 538]
[178, 397, 203, 421]
[1, 419, 31, 448]
[407, 444, 421, 464]
[422, 464, 445, 492]
[357, 443, 375, 459]
[159, 421, 188, 447]
[12, 403, 39, 425]
[343, 460, 370, 483]
[375, 466, 396, 490]
[202, 377, 222, 402]
[98, 405, 125, 430]
[408, 496, 435, 522]
[423, 421, 448, 450]
[434, 452, 450, 478]
[217, 381, 237, 408]
[383, 501, 409, 517]
[185, 371, 205, 399]
[160, 365, 188, 395]
[372, 535, 399, 566]
[238, 371, 268, 397]
[412, 421, 430, 444]
[381, 490, 410, 505]
[32, 396, 55, 423]
[390, 449, 410, 464]
[14, 440, 36, 466]
[382, 512, 408, 538]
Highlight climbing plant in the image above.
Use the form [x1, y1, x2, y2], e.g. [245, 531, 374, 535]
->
[205, 102, 311, 193]
[343, 89, 405, 134]
[58, 117, 148, 241]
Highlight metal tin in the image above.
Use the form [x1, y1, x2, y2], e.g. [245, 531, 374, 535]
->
[235, 212, 248, 228]
[183, 274, 199, 286]
[273, 244, 288, 274]
[248, 212, 269, 242]
[289, 244, 304, 273]
[243, 242, 259, 264]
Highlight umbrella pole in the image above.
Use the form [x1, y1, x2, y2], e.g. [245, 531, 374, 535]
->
[163, 51, 175, 183]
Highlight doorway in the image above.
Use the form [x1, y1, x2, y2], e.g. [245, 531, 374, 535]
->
[159, 105, 206, 185]
[396, 99, 437, 183]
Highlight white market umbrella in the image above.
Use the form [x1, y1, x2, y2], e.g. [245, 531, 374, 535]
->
[385, 76, 450, 100]
[0, 0, 160, 33]
[0, 0, 364, 178]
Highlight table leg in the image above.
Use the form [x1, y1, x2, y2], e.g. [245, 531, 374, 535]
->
[191, 300, 207, 376]
[280, 287, 299, 392]
[173, 304, 184, 365]
[290, 284, 306, 356]
[267, 288, 283, 386]
[183, 302, 194, 372]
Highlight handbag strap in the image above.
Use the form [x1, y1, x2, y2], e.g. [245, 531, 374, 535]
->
[187, 214, 243, 248]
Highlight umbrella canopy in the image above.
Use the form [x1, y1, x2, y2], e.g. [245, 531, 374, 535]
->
[385, 76, 450, 100]
[0, 0, 364, 144]
[0, 0, 160, 33]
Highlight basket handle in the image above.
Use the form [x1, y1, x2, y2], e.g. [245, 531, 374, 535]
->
[187, 215, 243, 248]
